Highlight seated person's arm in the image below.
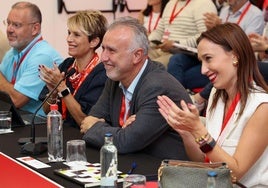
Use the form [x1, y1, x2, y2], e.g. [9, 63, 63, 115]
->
[203, 12, 222, 30]
[158, 39, 176, 52]
[157, 96, 205, 161]
[39, 64, 89, 125]
[248, 33, 268, 60]
[81, 116, 105, 133]
[81, 78, 192, 154]
[59, 84, 88, 126]
[207, 103, 268, 180]
[158, 95, 268, 181]
[0, 72, 29, 107]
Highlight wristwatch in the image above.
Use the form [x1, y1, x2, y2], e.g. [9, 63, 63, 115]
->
[58, 87, 70, 98]
[200, 138, 216, 153]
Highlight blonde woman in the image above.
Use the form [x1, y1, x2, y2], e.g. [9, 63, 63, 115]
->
[39, 10, 108, 127]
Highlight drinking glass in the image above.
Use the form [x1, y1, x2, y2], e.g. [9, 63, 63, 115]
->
[66, 139, 87, 170]
[0, 111, 12, 133]
[123, 174, 146, 188]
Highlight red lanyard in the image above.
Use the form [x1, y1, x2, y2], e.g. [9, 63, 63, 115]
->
[205, 92, 240, 163]
[204, 93, 241, 163]
[61, 53, 99, 119]
[119, 94, 130, 127]
[264, 0, 268, 9]
[148, 12, 161, 33]
[169, 0, 191, 24]
[71, 53, 99, 96]
[220, 93, 241, 135]
[225, 2, 251, 25]
[11, 36, 43, 84]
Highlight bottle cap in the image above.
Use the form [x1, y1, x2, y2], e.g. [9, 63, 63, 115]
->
[105, 133, 112, 137]
[50, 104, 58, 111]
[207, 171, 217, 177]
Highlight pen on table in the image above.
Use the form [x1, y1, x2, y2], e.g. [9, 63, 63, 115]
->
[127, 162, 137, 174]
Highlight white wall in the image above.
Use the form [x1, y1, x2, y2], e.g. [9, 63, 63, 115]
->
[0, 0, 146, 58]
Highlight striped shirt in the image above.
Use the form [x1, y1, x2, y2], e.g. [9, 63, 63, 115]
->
[149, 0, 217, 47]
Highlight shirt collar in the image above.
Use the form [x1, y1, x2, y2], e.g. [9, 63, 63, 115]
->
[228, 0, 250, 15]
[12, 34, 42, 56]
[119, 59, 148, 102]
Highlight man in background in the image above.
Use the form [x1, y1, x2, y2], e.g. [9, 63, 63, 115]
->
[0, 1, 62, 115]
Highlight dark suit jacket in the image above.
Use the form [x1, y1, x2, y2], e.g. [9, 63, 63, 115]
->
[83, 60, 192, 160]
[39, 57, 107, 127]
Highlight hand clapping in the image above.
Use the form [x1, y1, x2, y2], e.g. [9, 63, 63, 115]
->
[157, 95, 202, 134]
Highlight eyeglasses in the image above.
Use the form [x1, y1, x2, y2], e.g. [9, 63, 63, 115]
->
[3, 20, 37, 29]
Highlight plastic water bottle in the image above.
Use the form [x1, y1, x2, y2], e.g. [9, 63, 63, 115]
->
[207, 171, 217, 188]
[47, 104, 63, 162]
[100, 133, 118, 188]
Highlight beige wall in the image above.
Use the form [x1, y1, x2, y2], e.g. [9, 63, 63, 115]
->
[0, 0, 146, 58]
[0, 29, 9, 62]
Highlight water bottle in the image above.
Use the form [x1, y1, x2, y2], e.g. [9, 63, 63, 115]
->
[207, 171, 217, 188]
[47, 104, 63, 162]
[100, 133, 118, 188]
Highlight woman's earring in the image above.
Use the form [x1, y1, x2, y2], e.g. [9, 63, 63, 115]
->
[232, 56, 238, 66]
[233, 60, 238, 66]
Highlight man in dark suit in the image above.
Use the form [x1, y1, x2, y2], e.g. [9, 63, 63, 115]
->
[80, 16, 192, 160]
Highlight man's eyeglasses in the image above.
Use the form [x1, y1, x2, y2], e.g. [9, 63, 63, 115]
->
[3, 20, 37, 29]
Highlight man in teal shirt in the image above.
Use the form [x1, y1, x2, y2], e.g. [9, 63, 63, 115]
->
[0, 2, 62, 116]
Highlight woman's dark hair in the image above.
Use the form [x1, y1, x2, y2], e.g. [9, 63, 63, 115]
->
[142, 0, 169, 17]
